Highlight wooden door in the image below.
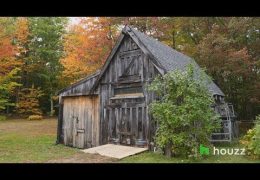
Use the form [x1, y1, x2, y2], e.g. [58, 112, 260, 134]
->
[72, 114, 85, 149]
[63, 102, 85, 149]
[63, 96, 99, 149]
[106, 98, 147, 146]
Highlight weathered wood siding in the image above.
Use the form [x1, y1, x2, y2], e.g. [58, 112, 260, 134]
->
[62, 96, 99, 148]
[59, 72, 100, 97]
[98, 35, 161, 146]
[58, 71, 100, 146]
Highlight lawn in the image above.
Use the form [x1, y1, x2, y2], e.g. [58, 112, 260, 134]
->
[0, 118, 259, 163]
[121, 151, 260, 163]
[0, 118, 115, 163]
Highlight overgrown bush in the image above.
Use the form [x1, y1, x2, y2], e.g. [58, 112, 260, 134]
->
[148, 64, 221, 158]
[28, 115, 43, 121]
[240, 115, 260, 159]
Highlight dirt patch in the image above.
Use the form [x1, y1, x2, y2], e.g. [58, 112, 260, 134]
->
[47, 152, 118, 163]
[0, 118, 57, 136]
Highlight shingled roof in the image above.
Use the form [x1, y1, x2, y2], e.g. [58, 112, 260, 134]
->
[60, 25, 225, 97]
[129, 26, 224, 96]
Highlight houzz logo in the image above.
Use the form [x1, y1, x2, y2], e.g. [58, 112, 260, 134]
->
[199, 144, 245, 156]
[200, 144, 210, 155]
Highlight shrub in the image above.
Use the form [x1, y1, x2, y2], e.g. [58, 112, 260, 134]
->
[16, 86, 43, 116]
[0, 115, 7, 121]
[28, 115, 43, 121]
[240, 115, 260, 159]
[148, 64, 221, 158]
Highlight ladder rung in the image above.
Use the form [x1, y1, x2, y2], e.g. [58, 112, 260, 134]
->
[210, 139, 231, 142]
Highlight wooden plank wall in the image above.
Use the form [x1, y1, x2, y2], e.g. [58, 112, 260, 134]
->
[59, 73, 99, 97]
[99, 35, 161, 145]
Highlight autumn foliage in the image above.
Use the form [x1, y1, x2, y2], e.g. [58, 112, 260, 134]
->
[16, 86, 43, 117]
[60, 17, 118, 86]
[0, 17, 259, 121]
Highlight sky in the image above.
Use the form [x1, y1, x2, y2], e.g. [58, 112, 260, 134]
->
[69, 17, 81, 25]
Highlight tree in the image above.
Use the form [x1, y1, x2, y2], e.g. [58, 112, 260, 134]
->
[16, 86, 43, 117]
[0, 17, 23, 75]
[0, 68, 21, 112]
[25, 17, 68, 116]
[0, 18, 23, 114]
[60, 17, 118, 86]
[133, 17, 260, 121]
[195, 18, 260, 120]
[148, 64, 220, 158]
[1, 17, 258, 121]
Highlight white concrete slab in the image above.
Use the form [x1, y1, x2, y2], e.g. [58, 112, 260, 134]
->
[81, 144, 148, 159]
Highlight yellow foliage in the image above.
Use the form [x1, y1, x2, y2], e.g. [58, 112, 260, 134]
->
[28, 115, 43, 121]
[60, 17, 119, 86]
[16, 87, 43, 116]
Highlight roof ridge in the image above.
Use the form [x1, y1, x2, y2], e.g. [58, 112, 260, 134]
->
[128, 26, 224, 96]
[129, 26, 194, 61]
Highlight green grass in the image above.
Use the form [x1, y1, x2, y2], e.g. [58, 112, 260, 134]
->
[1, 118, 260, 163]
[121, 151, 260, 163]
[0, 133, 79, 163]
[0, 118, 80, 163]
[121, 144, 260, 163]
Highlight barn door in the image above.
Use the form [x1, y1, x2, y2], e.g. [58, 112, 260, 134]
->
[106, 99, 147, 146]
[72, 114, 85, 149]
[63, 97, 89, 149]
[119, 107, 132, 145]
[104, 46, 149, 146]
[63, 96, 100, 149]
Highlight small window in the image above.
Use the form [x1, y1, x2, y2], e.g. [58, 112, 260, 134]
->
[114, 86, 143, 96]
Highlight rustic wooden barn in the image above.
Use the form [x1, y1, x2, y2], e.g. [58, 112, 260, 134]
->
[57, 25, 237, 149]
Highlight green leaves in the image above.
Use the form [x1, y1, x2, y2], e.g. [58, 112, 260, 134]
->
[25, 17, 68, 114]
[240, 115, 260, 159]
[149, 64, 221, 158]
[0, 68, 21, 110]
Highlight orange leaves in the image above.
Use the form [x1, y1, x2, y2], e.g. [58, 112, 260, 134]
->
[61, 17, 117, 85]
[0, 37, 15, 59]
[195, 17, 260, 119]
[16, 86, 43, 116]
[0, 18, 29, 75]
[0, 18, 23, 76]
[15, 17, 29, 54]
[15, 18, 29, 43]
[0, 25, 16, 60]
[0, 17, 28, 59]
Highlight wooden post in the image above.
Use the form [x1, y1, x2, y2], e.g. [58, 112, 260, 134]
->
[56, 96, 64, 144]
[164, 142, 173, 158]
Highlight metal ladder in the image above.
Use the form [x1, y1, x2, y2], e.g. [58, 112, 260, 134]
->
[210, 103, 233, 142]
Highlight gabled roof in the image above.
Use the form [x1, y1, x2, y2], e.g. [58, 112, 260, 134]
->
[67, 25, 224, 97]
[129, 27, 225, 96]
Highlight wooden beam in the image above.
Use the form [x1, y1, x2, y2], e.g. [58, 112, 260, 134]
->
[90, 33, 126, 94]
[125, 26, 167, 75]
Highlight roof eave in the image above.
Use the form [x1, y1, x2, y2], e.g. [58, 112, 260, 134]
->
[57, 70, 100, 95]
[90, 31, 126, 94]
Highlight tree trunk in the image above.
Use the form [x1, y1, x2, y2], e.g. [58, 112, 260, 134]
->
[164, 142, 173, 158]
[6, 105, 9, 114]
[50, 94, 54, 116]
